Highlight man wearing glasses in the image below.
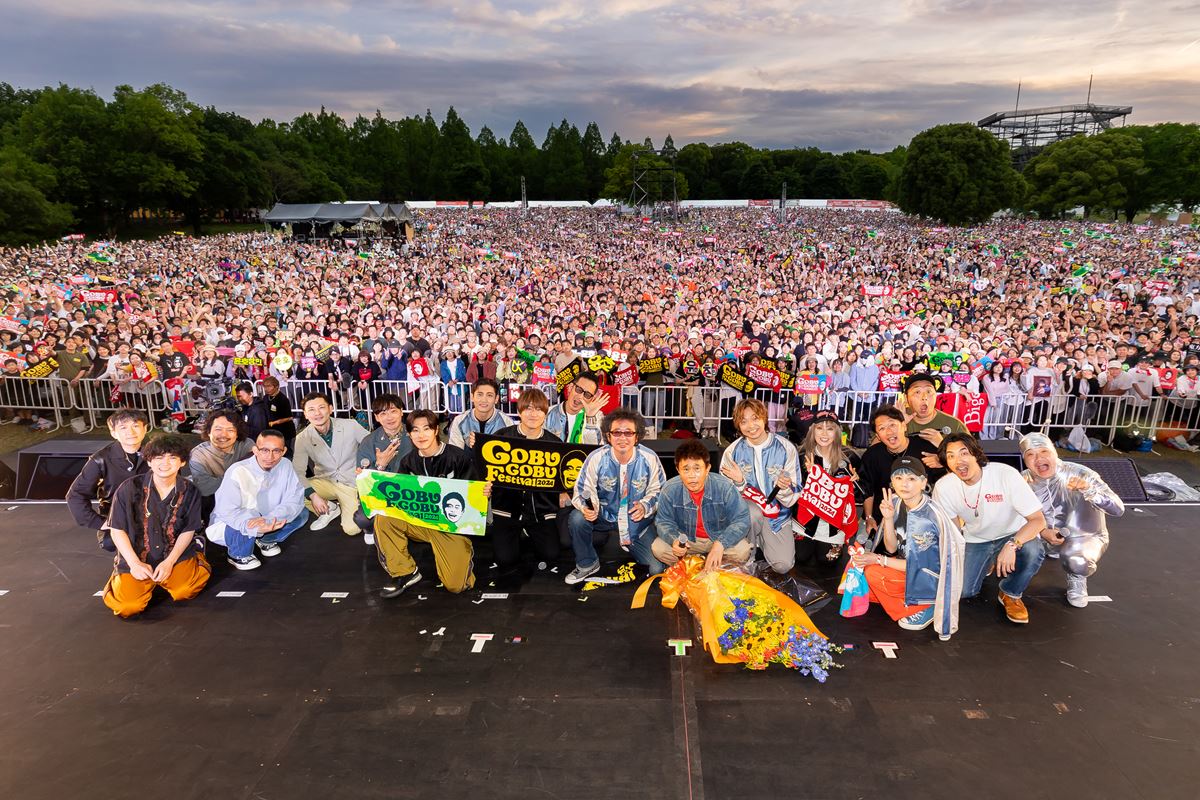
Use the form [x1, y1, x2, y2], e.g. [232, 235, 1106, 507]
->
[207, 429, 310, 571]
[546, 371, 607, 446]
[565, 408, 667, 584]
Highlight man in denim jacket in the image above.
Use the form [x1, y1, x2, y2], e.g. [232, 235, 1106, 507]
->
[653, 438, 753, 571]
[565, 407, 667, 584]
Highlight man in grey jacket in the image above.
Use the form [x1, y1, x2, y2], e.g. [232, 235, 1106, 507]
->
[188, 409, 254, 521]
[292, 392, 369, 536]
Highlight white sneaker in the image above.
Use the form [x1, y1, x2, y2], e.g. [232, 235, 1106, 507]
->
[364, 532, 375, 546]
[1066, 574, 1088, 608]
[228, 553, 262, 571]
[256, 539, 282, 558]
[311, 503, 341, 531]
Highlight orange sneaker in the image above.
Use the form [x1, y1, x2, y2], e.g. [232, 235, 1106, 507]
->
[998, 592, 1029, 624]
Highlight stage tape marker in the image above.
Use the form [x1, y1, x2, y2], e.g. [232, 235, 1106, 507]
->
[873, 642, 899, 659]
[472, 598, 485, 605]
[842, 643, 856, 650]
[93, 590, 104, 597]
[419, 629, 428, 635]
[506, 636, 524, 644]
[1085, 595, 1112, 602]
[432, 627, 446, 636]
[417, 595, 428, 600]
[216, 591, 245, 598]
[320, 592, 349, 599]
[6, 506, 17, 511]
[0, 589, 8, 596]
[963, 709, 989, 720]
[470, 633, 494, 653]
[667, 638, 693, 656]
[481, 592, 509, 600]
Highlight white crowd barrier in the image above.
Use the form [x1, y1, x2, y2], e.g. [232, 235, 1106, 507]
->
[3, 374, 1199, 446]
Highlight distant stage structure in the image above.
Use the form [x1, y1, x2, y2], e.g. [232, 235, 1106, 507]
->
[978, 102, 1133, 169]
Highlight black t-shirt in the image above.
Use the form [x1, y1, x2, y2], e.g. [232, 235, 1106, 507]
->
[109, 474, 202, 571]
[858, 437, 943, 523]
[399, 443, 475, 480]
[265, 391, 296, 439]
[159, 351, 190, 379]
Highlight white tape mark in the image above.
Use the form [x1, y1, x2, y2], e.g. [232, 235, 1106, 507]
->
[216, 591, 245, 598]
[0, 589, 9, 596]
[469, 633, 494, 653]
[472, 598, 485, 605]
[1085, 595, 1112, 602]
[320, 592, 349, 599]
[93, 590, 104, 597]
[480, 592, 509, 600]
[432, 626, 446, 636]
[417, 595, 428, 600]
[873, 641, 900, 659]
[6, 506, 17, 511]
[419, 629, 428, 635]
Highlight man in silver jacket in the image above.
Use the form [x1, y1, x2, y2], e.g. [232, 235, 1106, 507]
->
[1019, 433, 1125, 608]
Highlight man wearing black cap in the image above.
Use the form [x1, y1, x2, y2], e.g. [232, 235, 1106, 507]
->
[859, 405, 944, 543]
[900, 374, 967, 447]
[848, 455, 965, 640]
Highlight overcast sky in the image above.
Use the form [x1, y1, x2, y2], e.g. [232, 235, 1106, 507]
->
[1, 0, 1196, 152]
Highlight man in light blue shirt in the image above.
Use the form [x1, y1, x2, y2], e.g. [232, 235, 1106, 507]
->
[208, 429, 310, 570]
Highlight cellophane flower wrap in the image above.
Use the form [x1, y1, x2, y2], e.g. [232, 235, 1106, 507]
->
[632, 556, 841, 679]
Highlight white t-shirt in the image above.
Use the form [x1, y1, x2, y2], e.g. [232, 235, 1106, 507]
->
[932, 463, 1041, 544]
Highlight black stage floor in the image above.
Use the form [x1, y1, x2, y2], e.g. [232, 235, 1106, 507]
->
[0, 504, 1195, 800]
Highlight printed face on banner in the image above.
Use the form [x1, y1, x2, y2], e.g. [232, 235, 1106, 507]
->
[357, 470, 488, 536]
[474, 434, 598, 492]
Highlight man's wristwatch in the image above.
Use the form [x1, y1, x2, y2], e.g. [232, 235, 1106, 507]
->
[1007, 539, 1021, 551]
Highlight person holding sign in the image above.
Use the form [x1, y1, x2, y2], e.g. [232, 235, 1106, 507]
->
[653, 439, 753, 571]
[719, 398, 801, 577]
[489, 389, 567, 588]
[447, 378, 513, 452]
[352, 393, 413, 545]
[292, 392, 369, 537]
[565, 407, 667, 584]
[795, 410, 863, 571]
[847, 456, 965, 639]
[374, 410, 480, 597]
[208, 430, 309, 571]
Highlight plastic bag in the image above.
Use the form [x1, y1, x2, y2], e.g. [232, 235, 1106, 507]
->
[1143, 472, 1200, 501]
[632, 556, 837, 676]
[1068, 425, 1092, 454]
[750, 560, 831, 612]
[837, 543, 870, 617]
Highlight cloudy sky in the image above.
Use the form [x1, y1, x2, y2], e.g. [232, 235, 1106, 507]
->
[1, 0, 1196, 152]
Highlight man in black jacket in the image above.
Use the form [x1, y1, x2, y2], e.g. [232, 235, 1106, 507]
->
[66, 408, 150, 551]
[235, 382, 271, 440]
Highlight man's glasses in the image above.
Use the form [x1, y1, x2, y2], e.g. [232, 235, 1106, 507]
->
[256, 448, 286, 456]
[608, 430, 638, 438]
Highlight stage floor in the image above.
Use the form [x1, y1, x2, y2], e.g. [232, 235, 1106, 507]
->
[0, 503, 1194, 800]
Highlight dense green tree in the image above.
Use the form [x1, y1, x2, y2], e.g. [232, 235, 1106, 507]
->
[898, 123, 1021, 225]
[1023, 131, 1143, 219]
[0, 145, 73, 244]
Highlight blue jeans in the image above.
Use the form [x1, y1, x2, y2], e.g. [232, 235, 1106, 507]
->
[568, 508, 663, 574]
[225, 510, 310, 558]
[962, 535, 1045, 599]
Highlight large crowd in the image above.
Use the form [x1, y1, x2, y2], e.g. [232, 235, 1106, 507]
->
[0, 206, 1193, 628]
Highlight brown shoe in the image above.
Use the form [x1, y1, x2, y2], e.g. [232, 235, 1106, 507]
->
[998, 592, 1029, 624]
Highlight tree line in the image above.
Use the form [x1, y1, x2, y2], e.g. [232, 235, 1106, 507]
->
[0, 81, 1195, 244]
[0, 82, 906, 243]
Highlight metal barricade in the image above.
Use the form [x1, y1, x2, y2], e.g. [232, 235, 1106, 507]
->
[0, 375, 69, 430]
[72, 376, 162, 430]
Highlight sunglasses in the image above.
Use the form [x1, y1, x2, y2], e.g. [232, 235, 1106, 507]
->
[608, 429, 638, 438]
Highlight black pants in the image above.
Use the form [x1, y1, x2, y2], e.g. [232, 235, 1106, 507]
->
[489, 514, 560, 577]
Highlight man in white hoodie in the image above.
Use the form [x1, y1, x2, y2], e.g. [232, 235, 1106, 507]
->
[209, 430, 310, 570]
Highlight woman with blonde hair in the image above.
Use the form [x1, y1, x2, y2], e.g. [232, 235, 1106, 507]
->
[795, 410, 863, 571]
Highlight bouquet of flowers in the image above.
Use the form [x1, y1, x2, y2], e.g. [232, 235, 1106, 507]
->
[632, 556, 842, 679]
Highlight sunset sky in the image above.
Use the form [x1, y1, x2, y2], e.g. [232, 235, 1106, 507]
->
[2, 0, 1196, 151]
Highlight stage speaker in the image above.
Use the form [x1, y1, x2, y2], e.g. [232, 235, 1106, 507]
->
[981, 439, 1024, 472]
[16, 440, 102, 500]
[0, 460, 14, 500]
[1063, 456, 1148, 503]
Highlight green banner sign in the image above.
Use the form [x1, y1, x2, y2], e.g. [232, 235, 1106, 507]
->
[356, 469, 489, 536]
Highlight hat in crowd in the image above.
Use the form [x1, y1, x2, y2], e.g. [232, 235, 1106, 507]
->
[813, 409, 840, 426]
[890, 455, 927, 479]
[903, 372, 943, 393]
[1107, 359, 1123, 369]
[1080, 362, 1096, 373]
